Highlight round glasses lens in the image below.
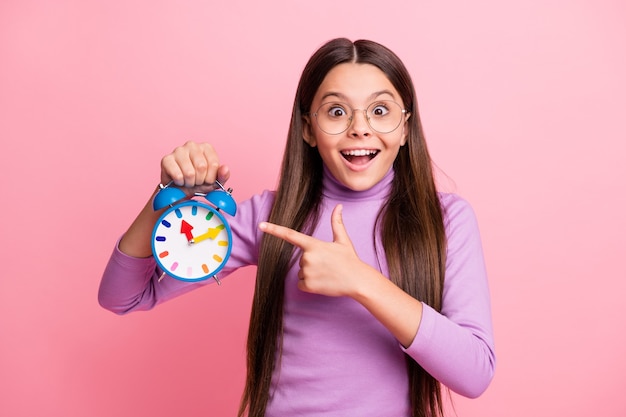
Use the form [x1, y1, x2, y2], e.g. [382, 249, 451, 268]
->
[315, 102, 352, 135]
[366, 100, 404, 133]
[314, 101, 405, 135]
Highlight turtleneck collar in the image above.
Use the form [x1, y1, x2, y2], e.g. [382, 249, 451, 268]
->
[321, 164, 394, 201]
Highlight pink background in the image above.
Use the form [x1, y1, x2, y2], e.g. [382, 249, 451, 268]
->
[1, 0, 625, 416]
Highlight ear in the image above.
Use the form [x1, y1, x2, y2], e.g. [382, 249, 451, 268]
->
[302, 114, 317, 147]
[400, 112, 411, 146]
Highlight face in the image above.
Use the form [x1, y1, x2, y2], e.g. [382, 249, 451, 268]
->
[303, 63, 410, 191]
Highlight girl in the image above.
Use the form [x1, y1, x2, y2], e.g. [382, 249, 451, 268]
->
[99, 38, 495, 417]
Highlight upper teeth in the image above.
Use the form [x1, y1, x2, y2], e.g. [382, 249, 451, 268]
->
[342, 150, 377, 156]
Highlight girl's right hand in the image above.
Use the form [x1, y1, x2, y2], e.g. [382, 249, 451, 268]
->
[119, 141, 230, 258]
[160, 141, 230, 194]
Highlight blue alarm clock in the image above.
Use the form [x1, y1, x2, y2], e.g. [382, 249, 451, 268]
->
[151, 181, 237, 284]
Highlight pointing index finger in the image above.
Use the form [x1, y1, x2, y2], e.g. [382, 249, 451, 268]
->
[259, 222, 314, 249]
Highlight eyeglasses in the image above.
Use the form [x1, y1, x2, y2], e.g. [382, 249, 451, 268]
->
[311, 100, 407, 135]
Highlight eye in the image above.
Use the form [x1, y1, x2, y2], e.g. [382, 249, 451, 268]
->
[325, 104, 348, 118]
[370, 103, 390, 117]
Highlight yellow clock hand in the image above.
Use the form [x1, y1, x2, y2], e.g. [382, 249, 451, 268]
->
[191, 225, 225, 244]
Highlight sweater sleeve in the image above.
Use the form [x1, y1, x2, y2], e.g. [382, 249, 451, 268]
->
[98, 191, 274, 315]
[403, 194, 496, 398]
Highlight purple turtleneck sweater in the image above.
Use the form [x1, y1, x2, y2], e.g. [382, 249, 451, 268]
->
[99, 168, 495, 416]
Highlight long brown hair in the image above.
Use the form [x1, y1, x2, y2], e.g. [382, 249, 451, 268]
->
[239, 38, 447, 417]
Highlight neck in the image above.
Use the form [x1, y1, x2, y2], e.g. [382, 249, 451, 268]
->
[321, 164, 394, 201]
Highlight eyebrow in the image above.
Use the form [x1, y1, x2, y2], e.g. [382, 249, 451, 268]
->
[320, 89, 397, 103]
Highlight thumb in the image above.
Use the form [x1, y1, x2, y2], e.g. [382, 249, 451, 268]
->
[216, 164, 231, 185]
[331, 204, 351, 245]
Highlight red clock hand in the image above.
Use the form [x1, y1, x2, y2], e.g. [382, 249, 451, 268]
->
[180, 220, 194, 242]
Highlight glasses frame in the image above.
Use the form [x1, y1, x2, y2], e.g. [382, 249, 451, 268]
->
[311, 100, 408, 135]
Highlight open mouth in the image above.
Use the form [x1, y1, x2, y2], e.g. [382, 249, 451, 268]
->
[341, 149, 379, 165]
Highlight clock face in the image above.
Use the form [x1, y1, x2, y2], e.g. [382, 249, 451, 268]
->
[152, 201, 233, 282]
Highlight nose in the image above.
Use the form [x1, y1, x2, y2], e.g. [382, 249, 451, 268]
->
[348, 109, 371, 137]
